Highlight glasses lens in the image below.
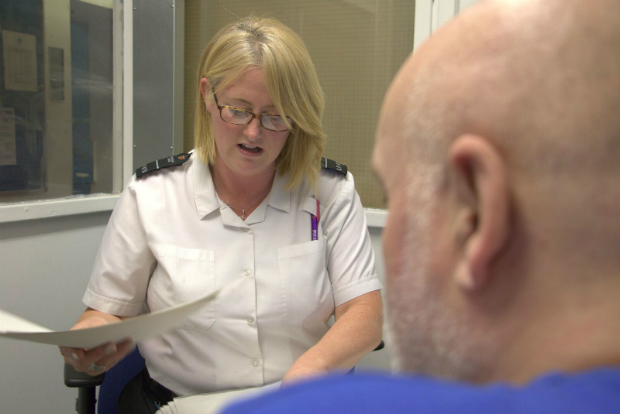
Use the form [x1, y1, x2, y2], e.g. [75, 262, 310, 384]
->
[221, 107, 251, 125]
[262, 115, 290, 132]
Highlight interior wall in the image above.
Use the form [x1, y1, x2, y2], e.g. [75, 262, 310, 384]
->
[0, 212, 111, 414]
[183, 0, 415, 210]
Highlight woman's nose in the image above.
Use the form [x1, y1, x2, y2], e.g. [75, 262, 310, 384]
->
[244, 117, 262, 140]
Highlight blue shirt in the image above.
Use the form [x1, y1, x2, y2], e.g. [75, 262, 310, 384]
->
[221, 368, 620, 414]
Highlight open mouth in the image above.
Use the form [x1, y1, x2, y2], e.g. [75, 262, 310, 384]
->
[238, 144, 262, 154]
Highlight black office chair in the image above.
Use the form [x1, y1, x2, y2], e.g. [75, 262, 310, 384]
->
[65, 341, 385, 414]
[64, 347, 145, 414]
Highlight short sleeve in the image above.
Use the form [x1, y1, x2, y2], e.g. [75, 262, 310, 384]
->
[320, 172, 382, 307]
[82, 177, 155, 316]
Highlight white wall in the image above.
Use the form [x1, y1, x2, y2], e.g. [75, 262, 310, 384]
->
[0, 212, 111, 413]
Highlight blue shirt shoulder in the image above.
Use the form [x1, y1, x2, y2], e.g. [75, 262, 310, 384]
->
[221, 368, 620, 414]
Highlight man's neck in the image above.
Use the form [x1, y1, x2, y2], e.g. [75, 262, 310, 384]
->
[488, 297, 620, 384]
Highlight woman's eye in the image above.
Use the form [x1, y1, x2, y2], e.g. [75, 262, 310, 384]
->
[229, 108, 246, 118]
[268, 116, 285, 125]
[223, 107, 247, 119]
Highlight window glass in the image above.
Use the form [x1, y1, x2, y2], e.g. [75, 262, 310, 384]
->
[0, 0, 116, 204]
[184, 0, 416, 209]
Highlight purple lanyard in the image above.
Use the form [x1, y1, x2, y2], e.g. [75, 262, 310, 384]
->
[311, 198, 320, 241]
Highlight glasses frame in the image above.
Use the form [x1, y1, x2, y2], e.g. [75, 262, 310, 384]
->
[212, 92, 292, 132]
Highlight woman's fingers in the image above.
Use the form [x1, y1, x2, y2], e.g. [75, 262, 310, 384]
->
[60, 345, 85, 364]
[60, 342, 115, 373]
[60, 342, 110, 372]
[91, 339, 136, 371]
[60, 338, 135, 375]
[59, 315, 116, 372]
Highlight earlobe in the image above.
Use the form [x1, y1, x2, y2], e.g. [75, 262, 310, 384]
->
[455, 261, 476, 290]
[449, 135, 510, 291]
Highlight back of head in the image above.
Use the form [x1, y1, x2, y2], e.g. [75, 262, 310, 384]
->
[412, 0, 620, 266]
[407, 0, 620, 167]
[375, 0, 620, 384]
[194, 16, 326, 190]
[417, 0, 620, 276]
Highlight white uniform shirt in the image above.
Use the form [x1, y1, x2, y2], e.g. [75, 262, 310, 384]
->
[83, 154, 381, 396]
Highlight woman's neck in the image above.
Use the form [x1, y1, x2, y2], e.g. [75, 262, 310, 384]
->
[210, 161, 276, 213]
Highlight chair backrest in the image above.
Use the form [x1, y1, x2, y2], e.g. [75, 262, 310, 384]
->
[97, 347, 145, 414]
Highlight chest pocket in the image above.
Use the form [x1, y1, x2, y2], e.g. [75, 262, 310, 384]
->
[148, 244, 216, 330]
[278, 238, 334, 327]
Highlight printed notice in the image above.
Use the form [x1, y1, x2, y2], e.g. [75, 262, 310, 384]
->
[0, 108, 17, 166]
[2, 30, 38, 92]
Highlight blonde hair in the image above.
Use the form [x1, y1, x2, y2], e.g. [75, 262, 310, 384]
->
[193, 16, 326, 191]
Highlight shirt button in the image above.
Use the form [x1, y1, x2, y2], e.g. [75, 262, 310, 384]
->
[244, 268, 252, 277]
[247, 316, 254, 325]
[252, 358, 260, 367]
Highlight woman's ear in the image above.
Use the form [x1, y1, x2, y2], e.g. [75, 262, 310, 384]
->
[200, 78, 212, 113]
[448, 134, 510, 291]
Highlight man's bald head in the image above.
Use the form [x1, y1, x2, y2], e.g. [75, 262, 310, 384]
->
[374, 0, 620, 384]
[393, 0, 620, 173]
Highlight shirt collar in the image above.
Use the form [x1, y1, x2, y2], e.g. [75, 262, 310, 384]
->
[267, 171, 291, 214]
[193, 156, 293, 221]
[192, 156, 220, 219]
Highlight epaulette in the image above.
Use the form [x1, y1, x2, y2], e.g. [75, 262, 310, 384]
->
[135, 152, 191, 179]
[321, 157, 347, 176]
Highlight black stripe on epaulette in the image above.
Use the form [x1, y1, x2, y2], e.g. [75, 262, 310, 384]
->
[135, 152, 191, 179]
[321, 157, 347, 176]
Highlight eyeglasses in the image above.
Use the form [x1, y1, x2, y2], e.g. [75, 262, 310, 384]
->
[213, 93, 292, 132]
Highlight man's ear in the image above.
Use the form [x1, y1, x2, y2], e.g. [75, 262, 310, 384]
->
[448, 134, 510, 291]
[200, 78, 212, 113]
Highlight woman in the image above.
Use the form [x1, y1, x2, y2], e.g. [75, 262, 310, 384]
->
[60, 16, 383, 412]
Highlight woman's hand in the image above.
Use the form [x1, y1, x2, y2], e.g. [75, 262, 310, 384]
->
[281, 291, 383, 387]
[59, 310, 135, 376]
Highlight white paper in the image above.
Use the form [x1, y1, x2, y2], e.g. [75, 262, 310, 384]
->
[2, 30, 38, 92]
[0, 108, 17, 166]
[0, 279, 242, 349]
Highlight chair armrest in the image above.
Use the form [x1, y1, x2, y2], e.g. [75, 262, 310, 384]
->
[64, 363, 105, 388]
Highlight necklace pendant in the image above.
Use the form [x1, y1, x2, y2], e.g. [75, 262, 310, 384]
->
[241, 210, 246, 220]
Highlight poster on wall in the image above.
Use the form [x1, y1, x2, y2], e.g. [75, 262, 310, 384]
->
[0, 108, 17, 166]
[2, 30, 38, 92]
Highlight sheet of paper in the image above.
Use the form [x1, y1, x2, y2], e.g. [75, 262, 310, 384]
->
[0, 279, 242, 349]
[2, 30, 38, 92]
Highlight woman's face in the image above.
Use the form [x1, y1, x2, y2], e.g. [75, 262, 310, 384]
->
[201, 67, 290, 181]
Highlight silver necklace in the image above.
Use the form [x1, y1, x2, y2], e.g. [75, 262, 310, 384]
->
[213, 182, 271, 221]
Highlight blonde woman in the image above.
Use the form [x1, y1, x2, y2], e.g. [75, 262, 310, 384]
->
[60, 16, 383, 413]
